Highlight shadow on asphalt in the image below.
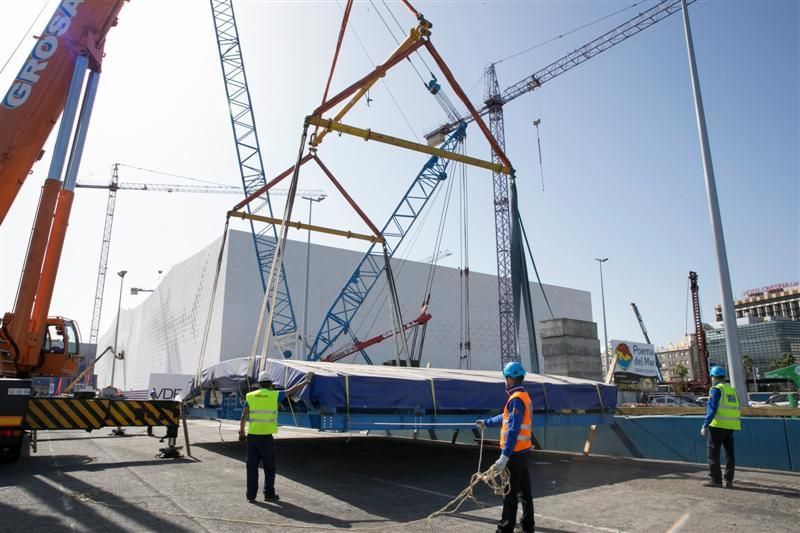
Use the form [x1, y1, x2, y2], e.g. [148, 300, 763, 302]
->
[0, 465, 194, 532]
[193, 435, 710, 524]
[727, 481, 800, 499]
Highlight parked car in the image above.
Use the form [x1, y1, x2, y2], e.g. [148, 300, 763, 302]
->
[695, 396, 709, 407]
[748, 392, 773, 404]
[649, 395, 702, 407]
[763, 393, 790, 407]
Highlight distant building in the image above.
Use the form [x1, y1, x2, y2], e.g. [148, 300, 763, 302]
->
[715, 283, 800, 322]
[707, 316, 800, 374]
[656, 336, 697, 381]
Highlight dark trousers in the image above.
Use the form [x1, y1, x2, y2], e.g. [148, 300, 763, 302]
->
[497, 452, 535, 533]
[246, 434, 276, 499]
[707, 427, 735, 483]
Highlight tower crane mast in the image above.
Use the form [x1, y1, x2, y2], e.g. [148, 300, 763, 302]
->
[424, 0, 697, 143]
[76, 163, 321, 349]
[423, 0, 696, 367]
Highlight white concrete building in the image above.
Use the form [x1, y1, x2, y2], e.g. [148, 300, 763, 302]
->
[95, 230, 594, 390]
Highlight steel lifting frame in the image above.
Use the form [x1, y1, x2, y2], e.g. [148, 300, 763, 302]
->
[229, 154, 384, 246]
[210, 0, 297, 339]
[306, 124, 467, 361]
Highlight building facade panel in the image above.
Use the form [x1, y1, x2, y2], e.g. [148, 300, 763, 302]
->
[96, 230, 594, 390]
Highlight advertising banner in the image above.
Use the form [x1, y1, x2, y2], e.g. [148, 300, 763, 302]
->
[612, 340, 658, 377]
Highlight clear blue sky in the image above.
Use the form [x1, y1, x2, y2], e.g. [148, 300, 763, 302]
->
[0, 1, 797, 358]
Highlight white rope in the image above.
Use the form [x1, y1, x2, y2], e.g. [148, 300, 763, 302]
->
[425, 427, 510, 522]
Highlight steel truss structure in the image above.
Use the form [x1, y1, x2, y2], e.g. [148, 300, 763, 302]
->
[307, 124, 467, 361]
[210, 0, 297, 342]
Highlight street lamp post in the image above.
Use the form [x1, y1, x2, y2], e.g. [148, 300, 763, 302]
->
[595, 258, 610, 372]
[680, 0, 745, 395]
[110, 270, 127, 388]
[301, 194, 326, 356]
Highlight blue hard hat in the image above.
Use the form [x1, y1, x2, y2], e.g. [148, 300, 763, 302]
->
[709, 366, 726, 377]
[503, 361, 526, 379]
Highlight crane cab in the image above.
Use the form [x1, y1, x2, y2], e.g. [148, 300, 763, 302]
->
[36, 318, 81, 377]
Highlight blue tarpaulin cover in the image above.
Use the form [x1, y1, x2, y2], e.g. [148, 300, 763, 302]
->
[194, 358, 616, 413]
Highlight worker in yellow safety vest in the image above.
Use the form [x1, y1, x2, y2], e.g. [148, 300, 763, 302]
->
[239, 369, 313, 502]
[476, 361, 535, 533]
[700, 365, 741, 489]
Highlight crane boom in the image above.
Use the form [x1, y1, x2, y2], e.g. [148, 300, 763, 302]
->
[0, 0, 125, 224]
[630, 302, 651, 344]
[323, 313, 432, 363]
[424, 0, 696, 143]
[76, 181, 326, 196]
[210, 0, 298, 351]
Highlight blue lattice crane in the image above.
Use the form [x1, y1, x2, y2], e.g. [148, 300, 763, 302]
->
[306, 124, 467, 361]
[209, 0, 299, 356]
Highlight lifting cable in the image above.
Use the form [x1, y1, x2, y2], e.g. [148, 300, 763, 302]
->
[0, 0, 50, 76]
[517, 215, 555, 321]
[346, 176, 447, 360]
[411, 147, 460, 361]
[369, 0, 458, 122]
[493, 1, 644, 66]
[117, 163, 231, 187]
[458, 142, 472, 369]
[336, 1, 420, 142]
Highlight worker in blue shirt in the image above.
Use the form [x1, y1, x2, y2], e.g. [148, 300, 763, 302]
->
[239, 370, 312, 502]
[700, 365, 741, 488]
[476, 362, 534, 533]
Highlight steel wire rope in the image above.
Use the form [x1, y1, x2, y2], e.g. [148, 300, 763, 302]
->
[458, 142, 472, 369]
[342, 155, 460, 361]
[344, 171, 449, 359]
[411, 157, 459, 362]
[0, 0, 50, 76]
[493, 0, 646, 66]
[381, 0, 437, 77]
[336, 0, 420, 142]
[117, 163, 232, 188]
[369, 0, 458, 122]
[368, 0, 427, 86]
[518, 215, 555, 320]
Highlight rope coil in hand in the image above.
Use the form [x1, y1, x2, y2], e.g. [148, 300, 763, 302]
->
[426, 427, 510, 521]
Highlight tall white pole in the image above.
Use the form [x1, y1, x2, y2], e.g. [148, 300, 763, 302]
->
[680, 0, 745, 394]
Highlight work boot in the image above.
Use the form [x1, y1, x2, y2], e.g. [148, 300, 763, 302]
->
[265, 493, 280, 502]
[725, 481, 734, 489]
[702, 480, 722, 488]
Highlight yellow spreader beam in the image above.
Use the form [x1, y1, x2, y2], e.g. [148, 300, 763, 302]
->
[305, 116, 512, 175]
[229, 210, 383, 244]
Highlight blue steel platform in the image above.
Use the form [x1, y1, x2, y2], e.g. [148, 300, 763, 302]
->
[189, 358, 616, 431]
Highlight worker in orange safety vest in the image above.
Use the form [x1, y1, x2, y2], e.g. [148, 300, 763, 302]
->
[476, 361, 534, 533]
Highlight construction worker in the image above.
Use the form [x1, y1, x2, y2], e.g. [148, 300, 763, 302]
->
[238, 370, 313, 503]
[700, 365, 741, 489]
[476, 361, 534, 533]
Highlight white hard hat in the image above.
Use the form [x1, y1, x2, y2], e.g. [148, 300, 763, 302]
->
[258, 370, 272, 383]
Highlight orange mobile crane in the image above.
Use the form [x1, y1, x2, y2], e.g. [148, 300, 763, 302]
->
[0, 1, 182, 463]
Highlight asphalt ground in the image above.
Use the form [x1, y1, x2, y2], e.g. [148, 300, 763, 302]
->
[0, 419, 798, 532]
